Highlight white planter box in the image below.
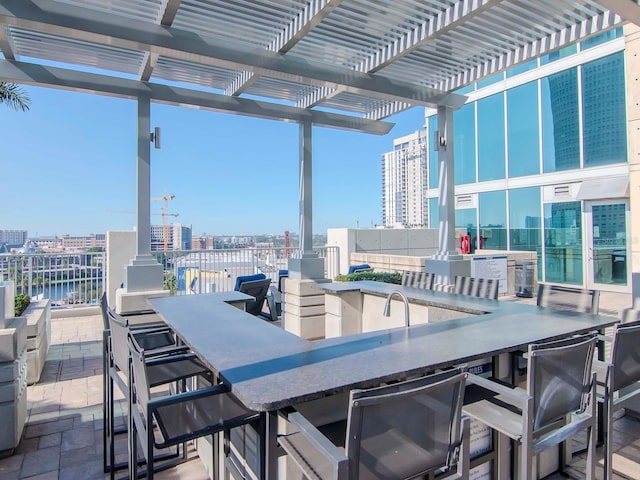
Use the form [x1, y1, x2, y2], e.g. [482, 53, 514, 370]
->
[23, 299, 51, 385]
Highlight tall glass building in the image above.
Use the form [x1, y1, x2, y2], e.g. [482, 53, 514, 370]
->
[425, 28, 630, 292]
[381, 130, 428, 228]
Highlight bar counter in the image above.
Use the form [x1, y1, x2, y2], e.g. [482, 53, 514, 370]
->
[148, 283, 617, 412]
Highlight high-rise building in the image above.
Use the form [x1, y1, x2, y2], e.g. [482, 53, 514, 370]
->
[151, 223, 192, 251]
[422, 27, 632, 292]
[381, 130, 428, 227]
[0, 230, 28, 248]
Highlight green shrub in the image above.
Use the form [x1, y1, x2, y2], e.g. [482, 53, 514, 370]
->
[335, 271, 402, 284]
[14, 293, 30, 317]
[163, 274, 177, 295]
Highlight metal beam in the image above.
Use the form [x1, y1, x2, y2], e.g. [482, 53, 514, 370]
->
[160, 0, 182, 26]
[0, 59, 394, 134]
[593, 0, 640, 25]
[223, 70, 259, 97]
[298, 0, 495, 112]
[270, 0, 343, 54]
[0, 23, 13, 59]
[437, 10, 622, 91]
[296, 86, 339, 109]
[355, 0, 503, 74]
[0, 0, 465, 109]
[224, 0, 344, 97]
[139, 52, 158, 81]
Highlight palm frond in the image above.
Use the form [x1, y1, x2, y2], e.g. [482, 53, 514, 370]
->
[0, 82, 31, 111]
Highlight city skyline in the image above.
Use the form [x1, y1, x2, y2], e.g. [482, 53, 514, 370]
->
[1, 85, 425, 237]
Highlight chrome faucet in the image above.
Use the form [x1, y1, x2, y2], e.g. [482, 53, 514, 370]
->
[383, 290, 410, 328]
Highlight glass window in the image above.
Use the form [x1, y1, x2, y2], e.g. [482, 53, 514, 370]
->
[479, 191, 507, 250]
[582, 52, 627, 167]
[429, 197, 439, 229]
[477, 72, 504, 89]
[541, 68, 580, 172]
[509, 188, 542, 278]
[544, 202, 583, 284]
[456, 208, 478, 252]
[428, 115, 439, 189]
[454, 103, 476, 185]
[580, 27, 622, 50]
[455, 84, 475, 95]
[507, 82, 540, 177]
[478, 93, 505, 181]
[540, 44, 577, 65]
[507, 60, 537, 78]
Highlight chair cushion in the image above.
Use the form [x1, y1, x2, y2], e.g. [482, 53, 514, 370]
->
[147, 357, 209, 388]
[348, 264, 371, 274]
[234, 273, 267, 291]
[154, 391, 258, 448]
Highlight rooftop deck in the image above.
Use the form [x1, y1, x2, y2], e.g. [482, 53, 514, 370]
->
[1, 292, 639, 480]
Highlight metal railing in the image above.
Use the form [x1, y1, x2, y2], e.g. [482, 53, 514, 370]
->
[155, 246, 340, 295]
[0, 246, 340, 306]
[0, 252, 106, 307]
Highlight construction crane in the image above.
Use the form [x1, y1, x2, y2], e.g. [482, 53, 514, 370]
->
[151, 193, 178, 251]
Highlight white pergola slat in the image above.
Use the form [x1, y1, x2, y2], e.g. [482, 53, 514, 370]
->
[0, 0, 634, 122]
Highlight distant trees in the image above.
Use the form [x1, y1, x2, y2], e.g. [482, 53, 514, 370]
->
[0, 82, 31, 111]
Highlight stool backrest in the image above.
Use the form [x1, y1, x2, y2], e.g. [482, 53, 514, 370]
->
[401, 271, 435, 290]
[610, 320, 640, 392]
[528, 334, 596, 431]
[346, 369, 467, 479]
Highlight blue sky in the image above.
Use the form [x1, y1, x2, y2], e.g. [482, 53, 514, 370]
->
[1, 85, 425, 237]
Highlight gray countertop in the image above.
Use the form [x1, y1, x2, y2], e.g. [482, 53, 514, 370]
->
[149, 285, 617, 411]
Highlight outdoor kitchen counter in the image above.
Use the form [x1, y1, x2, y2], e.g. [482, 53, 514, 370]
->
[148, 285, 616, 412]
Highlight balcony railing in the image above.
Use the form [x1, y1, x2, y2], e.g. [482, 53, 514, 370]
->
[0, 246, 340, 306]
[0, 252, 105, 307]
[155, 246, 340, 295]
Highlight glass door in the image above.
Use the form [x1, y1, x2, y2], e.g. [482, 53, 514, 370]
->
[584, 200, 630, 292]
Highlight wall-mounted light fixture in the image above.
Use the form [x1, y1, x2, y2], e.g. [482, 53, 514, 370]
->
[433, 130, 446, 151]
[150, 126, 161, 149]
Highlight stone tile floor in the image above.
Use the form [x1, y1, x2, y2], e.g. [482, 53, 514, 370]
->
[0, 291, 638, 479]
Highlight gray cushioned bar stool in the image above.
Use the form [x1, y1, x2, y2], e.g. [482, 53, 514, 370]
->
[128, 333, 263, 480]
[278, 368, 470, 480]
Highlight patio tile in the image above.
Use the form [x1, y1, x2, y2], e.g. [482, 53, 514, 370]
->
[61, 426, 95, 452]
[21, 471, 59, 480]
[20, 446, 60, 478]
[59, 445, 98, 469]
[0, 453, 24, 474]
[24, 419, 74, 439]
[58, 461, 104, 480]
[38, 433, 61, 449]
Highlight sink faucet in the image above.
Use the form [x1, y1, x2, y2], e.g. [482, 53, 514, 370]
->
[383, 290, 410, 328]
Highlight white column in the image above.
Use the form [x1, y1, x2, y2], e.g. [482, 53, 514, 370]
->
[425, 105, 470, 285]
[436, 105, 458, 258]
[122, 95, 164, 295]
[137, 95, 152, 257]
[300, 119, 314, 257]
[289, 120, 324, 280]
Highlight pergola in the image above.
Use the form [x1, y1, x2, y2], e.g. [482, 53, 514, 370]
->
[1, 0, 638, 290]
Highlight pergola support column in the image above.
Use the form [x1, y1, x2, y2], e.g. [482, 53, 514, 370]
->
[288, 119, 324, 280]
[122, 95, 163, 295]
[425, 105, 470, 285]
[286, 120, 328, 340]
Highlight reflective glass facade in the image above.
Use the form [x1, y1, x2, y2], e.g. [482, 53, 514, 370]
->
[478, 94, 505, 181]
[454, 104, 476, 185]
[479, 191, 507, 250]
[582, 52, 627, 167]
[424, 37, 628, 287]
[507, 82, 539, 177]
